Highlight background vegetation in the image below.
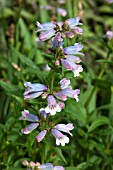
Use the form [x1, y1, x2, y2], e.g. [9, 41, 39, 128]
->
[0, 0, 113, 169]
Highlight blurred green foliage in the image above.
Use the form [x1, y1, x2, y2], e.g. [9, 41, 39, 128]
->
[0, 0, 113, 169]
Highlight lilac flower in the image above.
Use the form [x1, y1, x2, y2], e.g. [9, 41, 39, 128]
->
[45, 95, 65, 115]
[40, 108, 47, 120]
[57, 8, 67, 17]
[61, 59, 83, 77]
[19, 109, 39, 122]
[39, 29, 56, 41]
[65, 55, 81, 63]
[24, 82, 48, 99]
[53, 166, 65, 170]
[106, 31, 113, 40]
[55, 123, 74, 136]
[51, 129, 69, 146]
[19, 110, 39, 134]
[65, 31, 74, 38]
[36, 21, 56, 41]
[22, 160, 29, 166]
[38, 163, 53, 169]
[36, 22, 56, 32]
[54, 88, 80, 102]
[60, 78, 70, 89]
[65, 17, 83, 35]
[52, 32, 63, 48]
[36, 130, 47, 142]
[62, 43, 83, 55]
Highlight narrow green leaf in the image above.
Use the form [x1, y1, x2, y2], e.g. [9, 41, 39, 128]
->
[88, 116, 110, 133]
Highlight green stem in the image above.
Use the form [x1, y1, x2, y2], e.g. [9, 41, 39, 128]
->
[41, 144, 45, 164]
[50, 72, 55, 93]
[85, 51, 111, 111]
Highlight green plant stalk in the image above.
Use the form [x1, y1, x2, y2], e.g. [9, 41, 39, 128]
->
[50, 72, 55, 93]
[85, 51, 111, 111]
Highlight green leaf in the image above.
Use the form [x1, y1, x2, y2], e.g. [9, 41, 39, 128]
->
[54, 147, 67, 164]
[0, 80, 22, 97]
[65, 99, 87, 125]
[96, 59, 113, 65]
[88, 116, 110, 133]
[10, 46, 37, 69]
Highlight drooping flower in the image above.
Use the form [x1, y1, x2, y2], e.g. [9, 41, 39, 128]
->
[52, 32, 63, 49]
[106, 31, 113, 40]
[24, 82, 48, 99]
[62, 43, 83, 55]
[36, 22, 56, 32]
[36, 130, 47, 142]
[45, 95, 65, 115]
[39, 29, 56, 41]
[64, 16, 83, 35]
[59, 43, 83, 77]
[19, 110, 39, 134]
[51, 129, 69, 146]
[61, 59, 83, 77]
[60, 78, 70, 89]
[54, 87, 80, 102]
[55, 123, 74, 136]
[57, 8, 67, 17]
[36, 21, 56, 41]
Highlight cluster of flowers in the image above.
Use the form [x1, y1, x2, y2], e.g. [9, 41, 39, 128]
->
[22, 160, 64, 170]
[20, 16, 83, 169]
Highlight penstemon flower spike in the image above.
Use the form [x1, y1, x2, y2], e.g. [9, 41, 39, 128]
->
[20, 13, 84, 169]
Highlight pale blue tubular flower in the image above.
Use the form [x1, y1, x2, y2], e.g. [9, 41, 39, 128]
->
[57, 8, 67, 17]
[36, 130, 47, 142]
[53, 166, 65, 170]
[61, 58, 83, 77]
[51, 129, 69, 146]
[36, 22, 56, 32]
[59, 78, 70, 89]
[45, 95, 65, 115]
[24, 82, 48, 99]
[65, 17, 82, 27]
[19, 109, 39, 122]
[52, 32, 63, 48]
[54, 88, 80, 102]
[36, 21, 56, 41]
[39, 29, 56, 41]
[62, 43, 83, 55]
[19, 110, 39, 134]
[38, 163, 53, 170]
[65, 16, 83, 35]
[106, 31, 113, 40]
[55, 123, 74, 136]
[65, 55, 81, 63]
[40, 108, 47, 120]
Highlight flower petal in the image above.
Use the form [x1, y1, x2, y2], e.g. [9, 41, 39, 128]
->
[19, 110, 39, 122]
[36, 130, 47, 142]
[21, 123, 39, 134]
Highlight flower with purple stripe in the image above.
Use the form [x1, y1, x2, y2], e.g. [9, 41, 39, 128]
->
[45, 95, 65, 115]
[54, 88, 80, 102]
[51, 129, 69, 146]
